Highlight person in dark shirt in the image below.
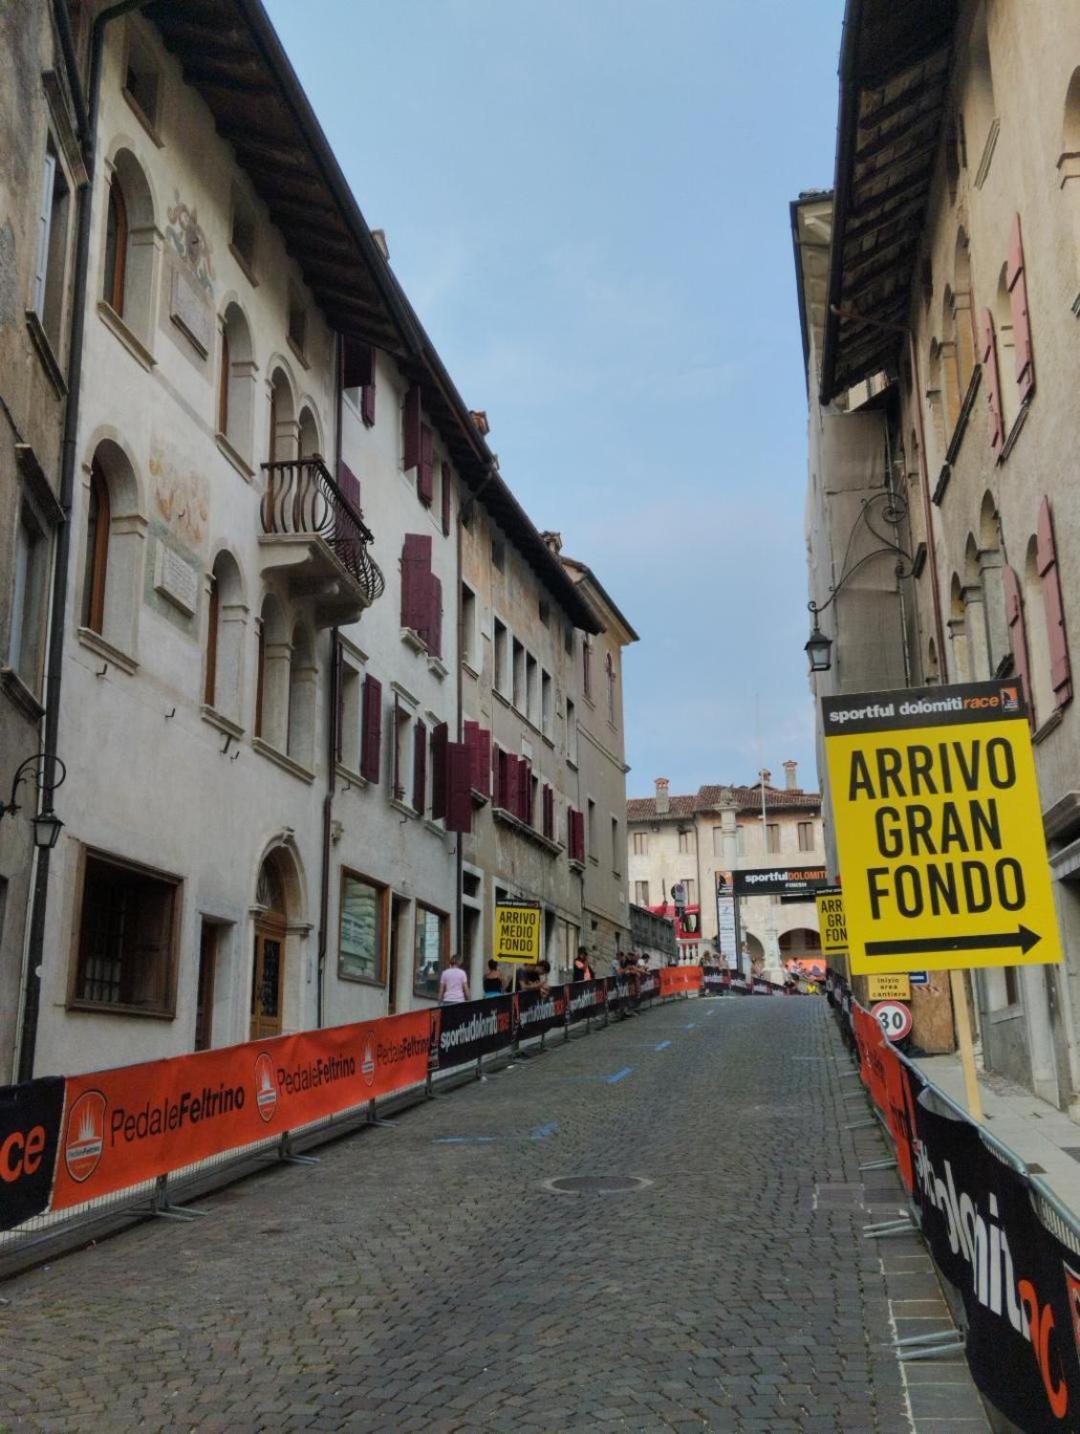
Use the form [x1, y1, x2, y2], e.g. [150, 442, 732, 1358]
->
[482, 960, 504, 997]
[573, 946, 594, 982]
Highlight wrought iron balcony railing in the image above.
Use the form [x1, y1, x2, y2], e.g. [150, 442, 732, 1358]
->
[260, 457, 385, 606]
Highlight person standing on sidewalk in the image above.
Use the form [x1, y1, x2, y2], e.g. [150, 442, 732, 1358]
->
[438, 955, 470, 1004]
[573, 946, 594, 982]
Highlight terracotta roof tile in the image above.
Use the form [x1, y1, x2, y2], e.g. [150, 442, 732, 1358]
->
[627, 781, 821, 821]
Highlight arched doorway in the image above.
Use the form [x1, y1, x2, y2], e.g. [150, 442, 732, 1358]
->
[252, 854, 288, 1039]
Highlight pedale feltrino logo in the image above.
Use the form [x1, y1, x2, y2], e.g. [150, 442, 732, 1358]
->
[64, 1089, 106, 1182]
[254, 1052, 278, 1123]
[1001, 684, 1020, 713]
[361, 1038, 376, 1088]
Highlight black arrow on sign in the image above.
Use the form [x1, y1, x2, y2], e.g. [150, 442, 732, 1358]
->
[866, 926, 1041, 958]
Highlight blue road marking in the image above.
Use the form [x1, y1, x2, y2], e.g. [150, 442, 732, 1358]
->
[607, 1067, 633, 1084]
[685, 1023, 696, 1030]
[531, 1121, 559, 1140]
[432, 1135, 499, 1144]
[655, 1041, 672, 1051]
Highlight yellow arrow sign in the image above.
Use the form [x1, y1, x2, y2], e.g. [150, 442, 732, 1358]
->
[822, 681, 1062, 974]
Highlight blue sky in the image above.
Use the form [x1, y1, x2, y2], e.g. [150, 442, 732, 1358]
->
[265, 0, 845, 798]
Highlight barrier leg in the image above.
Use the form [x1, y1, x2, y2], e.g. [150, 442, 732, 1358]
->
[367, 1099, 397, 1127]
[279, 1131, 319, 1166]
[859, 1156, 897, 1172]
[862, 1213, 918, 1238]
[150, 1174, 208, 1222]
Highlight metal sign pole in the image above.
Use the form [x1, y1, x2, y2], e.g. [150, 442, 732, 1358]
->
[949, 969, 983, 1122]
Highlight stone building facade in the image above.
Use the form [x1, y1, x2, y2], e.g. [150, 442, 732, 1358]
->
[796, 0, 1080, 1089]
[626, 765, 826, 977]
[0, 0, 635, 1079]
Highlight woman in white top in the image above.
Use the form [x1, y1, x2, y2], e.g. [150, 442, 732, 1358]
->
[438, 954, 470, 1004]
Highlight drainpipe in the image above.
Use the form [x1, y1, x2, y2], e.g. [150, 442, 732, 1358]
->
[455, 476, 465, 975]
[17, 0, 151, 1082]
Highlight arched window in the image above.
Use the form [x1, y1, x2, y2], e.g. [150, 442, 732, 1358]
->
[79, 440, 141, 658]
[81, 459, 110, 633]
[103, 173, 127, 314]
[965, 4, 997, 178]
[217, 304, 256, 465]
[582, 637, 592, 699]
[255, 594, 289, 748]
[926, 637, 940, 684]
[101, 149, 155, 344]
[1024, 535, 1054, 726]
[977, 491, 1009, 673]
[204, 551, 246, 723]
[963, 533, 989, 680]
[993, 263, 1019, 437]
[287, 621, 316, 769]
[926, 338, 946, 462]
[941, 287, 961, 436]
[948, 573, 970, 681]
[268, 367, 297, 463]
[298, 405, 320, 460]
[605, 650, 616, 724]
[953, 229, 975, 392]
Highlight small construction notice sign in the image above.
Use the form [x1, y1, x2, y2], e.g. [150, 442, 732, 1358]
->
[822, 681, 1062, 974]
[866, 973, 912, 1001]
[493, 902, 542, 963]
[815, 887, 847, 953]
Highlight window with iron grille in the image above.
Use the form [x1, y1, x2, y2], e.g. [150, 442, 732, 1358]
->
[72, 852, 180, 1015]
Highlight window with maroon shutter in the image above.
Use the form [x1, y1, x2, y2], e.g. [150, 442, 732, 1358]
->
[568, 807, 584, 862]
[1003, 565, 1033, 729]
[979, 308, 1004, 456]
[337, 462, 362, 552]
[360, 674, 382, 781]
[440, 461, 452, 535]
[542, 783, 554, 840]
[445, 741, 473, 834]
[1006, 214, 1035, 405]
[342, 336, 373, 390]
[413, 718, 427, 814]
[424, 573, 442, 659]
[403, 385, 421, 470]
[431, 721, 448, 820]
[583, 639, 592, 698]
[517, 758, 531, 825]
[464, 722, 491, 797]
[392, 695, 403, 799]
[1036, 496, 1072, 709]
[401, 533, 431, 633]
[417, 424, 434, 506]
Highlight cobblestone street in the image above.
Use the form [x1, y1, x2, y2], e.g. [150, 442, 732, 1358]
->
[0, 998, 982, 1432]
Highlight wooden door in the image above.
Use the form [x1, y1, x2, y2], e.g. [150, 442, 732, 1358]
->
[251, 921, 285, 1040]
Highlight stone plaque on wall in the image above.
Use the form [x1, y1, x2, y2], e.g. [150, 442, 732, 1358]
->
[169, 263, 213, 357]
[154, 542, 199, 616]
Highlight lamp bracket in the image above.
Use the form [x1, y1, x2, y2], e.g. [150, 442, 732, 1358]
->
[808, 489, 914, 620]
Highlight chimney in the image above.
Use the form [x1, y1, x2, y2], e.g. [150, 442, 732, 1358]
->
[783, 759, 798, 791]
[371, 229, 389, 261]
[540, 530, 563, 555]
[759, 768, 771, 788]
[655, 777, 670, 815]
[469, 409, 490, 436]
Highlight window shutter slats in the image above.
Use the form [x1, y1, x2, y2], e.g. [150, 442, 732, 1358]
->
[418, 424, 434, 506]
[400, 533, 431, 633]
[360, 674, 382, 782]
[431, 721, 449, 820]
[979, 308, 1004, 456]
[425, 573, 443, 659]
[413, 718, 427, 814]
[392, 694, 403, 798]
[1006, 213, 1035, 405]
[445, 741, 473, 833]
[33, 150, 56, 315]
[440, 461, 452, 536]
[1036, 496, 1072, 708]
[361, 380, 376, 428]
[403, 385, 421, 470]
[517, 758, 531, 825]
[476, 726, 491, 798]
[334, 637, 345, 764]
[1003, 565, 1033, 729]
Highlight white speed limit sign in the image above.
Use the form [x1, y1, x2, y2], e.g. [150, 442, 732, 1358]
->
[871, 1000, 912, 1042]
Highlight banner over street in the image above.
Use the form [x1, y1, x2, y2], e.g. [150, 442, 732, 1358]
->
[823, 681, 1062, 974]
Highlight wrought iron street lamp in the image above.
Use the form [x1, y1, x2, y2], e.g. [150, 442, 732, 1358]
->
[0, 753, 67, 848]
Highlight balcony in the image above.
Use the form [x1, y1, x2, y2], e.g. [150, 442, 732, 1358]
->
[259, 458, 385, 627]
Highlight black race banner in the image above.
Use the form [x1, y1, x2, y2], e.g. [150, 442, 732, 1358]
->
[432, 996, 514, 1069]
[702, 970, 726, 994]
[566, 979, 608, 1025]
[638, 970, 660, 1001]
[514, 986, 567, 1040]
[0, 1077, 65, 1232]
[607, 976, 630, 1012]
[732, 866, 829, 898]
[912, 1093, 1080, 1432]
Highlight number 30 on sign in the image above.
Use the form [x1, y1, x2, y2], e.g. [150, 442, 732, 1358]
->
[872, 1000, 912, 1042]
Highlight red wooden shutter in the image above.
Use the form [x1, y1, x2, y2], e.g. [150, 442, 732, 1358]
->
[445, 741, 473, 833]
[1003, 565, 1033, 729]
[1037, 496, 1072, 708]
[1006, 214, 1035, 405]
[360, 674, 382, 782]
[401, 533, 431, 632]
[392, 694, 403, 798]
[431, 721, 449, 819]
[361, 379, 376, 428]
[542, 784, 554, 839]
[492, 745, 504, 807]
[403, 385, 421, 470]
[476, 727, 491, 798]
[568, 807, 583, 861]
[979, 309, 1004, 457]
[334, 637, 345, 764]
[418, 424, 434, 506]
[518, 758, 531, 824]
[413, 718, 427, 814]
[337, 461, 361, 513]
[440, 461, 451, 536]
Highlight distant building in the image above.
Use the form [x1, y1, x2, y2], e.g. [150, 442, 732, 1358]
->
[630, 903, 678, 969]
[626, 764, 826, 978]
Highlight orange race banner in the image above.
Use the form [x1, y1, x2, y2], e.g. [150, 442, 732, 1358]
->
[659, 966, 703, 996]
[51, 1010, 431, 1210]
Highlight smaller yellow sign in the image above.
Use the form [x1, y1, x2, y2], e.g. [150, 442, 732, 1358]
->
[867, 973, 912, 1001]
[493, 903, 542, 963]
[816, 890, 848, 954]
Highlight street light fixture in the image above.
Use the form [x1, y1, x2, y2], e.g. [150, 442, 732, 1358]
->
[0, 754, 67, 847]
[804, 490, 914, 675]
